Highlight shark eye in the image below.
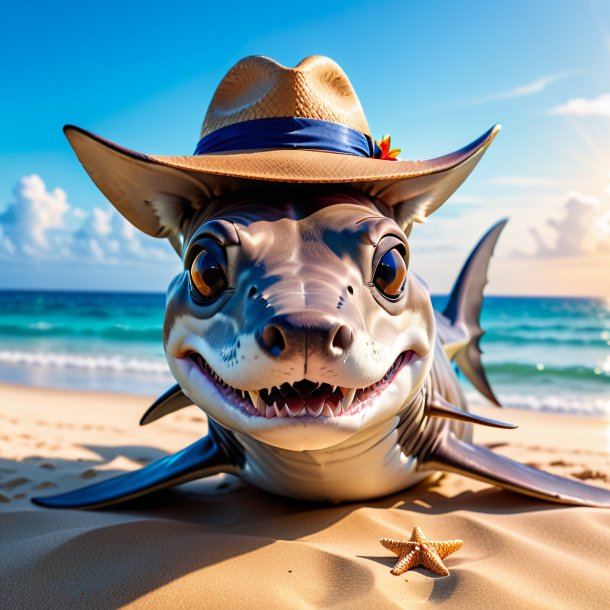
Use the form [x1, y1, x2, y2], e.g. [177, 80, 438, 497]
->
[190, 249, 228, 301]
[373, 247, 407, 299]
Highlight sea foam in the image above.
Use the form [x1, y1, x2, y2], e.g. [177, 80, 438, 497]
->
[0, 350, 171, 376]
[466, 391, 610, 418]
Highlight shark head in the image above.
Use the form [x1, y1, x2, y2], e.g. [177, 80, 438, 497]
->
[59, 77, 498, 451]
[162, 185, 435, 450]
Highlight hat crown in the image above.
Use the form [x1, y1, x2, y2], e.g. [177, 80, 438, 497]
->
[200, 55, 370, 139]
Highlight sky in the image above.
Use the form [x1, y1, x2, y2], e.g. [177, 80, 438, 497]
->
[1, 0, 609, 296]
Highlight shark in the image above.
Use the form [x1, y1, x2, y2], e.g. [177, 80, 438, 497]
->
[33, 183, 610, 509]
[32, 54, 610, 510]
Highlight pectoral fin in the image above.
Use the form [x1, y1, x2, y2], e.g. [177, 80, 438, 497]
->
[32, 420, 244, 510]
[140, 384, 193, 425]
[422, 428, 610, 508]
[428, 394, 517, 429]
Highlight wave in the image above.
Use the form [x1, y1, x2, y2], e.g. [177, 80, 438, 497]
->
[0, 347, 606, 382]
[484, 322, 608, 333]
[466, 391, 610, 417]
[0, 348, 606, 416]
[0, 323, 162, 342]
[483, 362, 609, 382]
[0, 350, 171, 376]
[2, 324, 606, 349]
[482, 332, 607, 347]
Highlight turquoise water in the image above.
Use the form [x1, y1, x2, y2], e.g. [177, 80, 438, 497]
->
[433, 295, 610, 415]
[0, 291, 608, 415]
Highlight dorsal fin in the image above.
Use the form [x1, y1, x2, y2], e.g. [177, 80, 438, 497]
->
[140, 384, 193, 425]
[442, 219, 508, 406]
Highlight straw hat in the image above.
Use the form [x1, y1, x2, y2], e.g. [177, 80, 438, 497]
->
[64, 55, 500, 238]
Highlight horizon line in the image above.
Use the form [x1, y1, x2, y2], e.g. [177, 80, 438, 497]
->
[0, 288, 604, 301]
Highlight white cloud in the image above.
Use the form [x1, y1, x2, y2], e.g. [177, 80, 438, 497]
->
[484, 176, 564, 188]
[0, 175, 175, 265]
[547, 93, 610, 117]
[465, 72, 574, 106]
[526, 187, 610, 258]
[0, 175, 69, 255]
[71, 208, 87, 220]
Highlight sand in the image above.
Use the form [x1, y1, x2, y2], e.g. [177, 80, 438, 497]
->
[0, 382, 609, 609]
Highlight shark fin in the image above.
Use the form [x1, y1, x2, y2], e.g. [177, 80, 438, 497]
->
[140, 384, 193, 425]
[421, 428, 610, 508]
[31, 420, 244, 509]
[441, 219, 508, 406]
[428, 394, 517, 429]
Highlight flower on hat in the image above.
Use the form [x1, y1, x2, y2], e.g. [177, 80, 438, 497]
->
[375, 135, 401, 161]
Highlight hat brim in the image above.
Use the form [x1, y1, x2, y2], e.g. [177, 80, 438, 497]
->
[64, 124, 500, 237]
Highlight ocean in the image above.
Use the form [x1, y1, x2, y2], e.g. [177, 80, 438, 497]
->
[0, 291, 608, 416]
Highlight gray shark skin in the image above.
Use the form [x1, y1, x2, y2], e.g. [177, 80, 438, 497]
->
[33, 186, 610, 509]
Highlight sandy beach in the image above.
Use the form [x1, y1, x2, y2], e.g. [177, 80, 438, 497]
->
[0, 382, 609, 609]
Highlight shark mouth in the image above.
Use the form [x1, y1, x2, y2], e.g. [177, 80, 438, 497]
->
[188, 350, 416, 419]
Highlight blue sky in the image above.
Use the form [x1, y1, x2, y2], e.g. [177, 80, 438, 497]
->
[1, 0, 609, 295]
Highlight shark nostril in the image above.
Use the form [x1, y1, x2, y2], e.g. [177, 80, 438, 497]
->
[261, 324, 286, 356]
[331, 324, 353, 352]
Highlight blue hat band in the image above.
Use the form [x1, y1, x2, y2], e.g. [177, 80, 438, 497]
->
[194, 117, 381, 158]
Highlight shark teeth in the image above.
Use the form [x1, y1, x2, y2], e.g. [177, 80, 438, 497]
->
[330, 400, 343, 416]
[342, 388, 357, 412]
[305, 394, 325, 417]
[190, 349, 414, 420]
[285, 401, 304, 417]
[241, 383, 370, 418]
[248, 390, 259, 408]
[256, 396, 266, 417]
[273, 402, 288, 418]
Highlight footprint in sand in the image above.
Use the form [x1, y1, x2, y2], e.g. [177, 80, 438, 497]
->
[80, 469, 99, 480]
[525, 462, 542, 469]
[571, 469, 609, 483]
[34, 481, 57, 490]
[0, 477, 30, 490]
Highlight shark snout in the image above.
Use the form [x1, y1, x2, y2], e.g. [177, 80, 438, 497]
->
[257, 311, 354, 360]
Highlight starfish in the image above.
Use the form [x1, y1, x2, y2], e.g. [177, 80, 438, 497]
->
[380, 526, 463, 576]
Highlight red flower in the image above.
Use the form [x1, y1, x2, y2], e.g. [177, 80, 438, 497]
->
[375, 135, 401, 160]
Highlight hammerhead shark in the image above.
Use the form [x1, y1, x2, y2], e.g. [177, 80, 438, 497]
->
[33, 183, 610, 509]
[32, 54, 610, 510]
